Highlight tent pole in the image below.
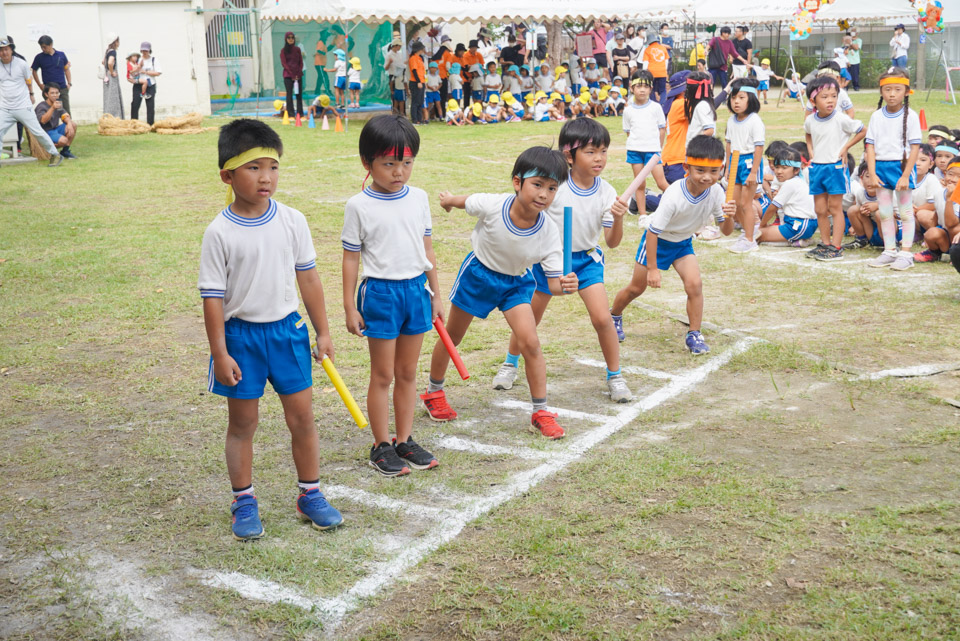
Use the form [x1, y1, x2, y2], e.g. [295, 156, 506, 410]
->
[775, 21, 781, 75]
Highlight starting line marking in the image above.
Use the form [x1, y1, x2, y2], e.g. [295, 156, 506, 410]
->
[321, 486, 451, 518]
[859, 362, 960, 380]
[433, 434, 551, 460]
[576, 357, 677, 381]
[493, 399, 611, 423]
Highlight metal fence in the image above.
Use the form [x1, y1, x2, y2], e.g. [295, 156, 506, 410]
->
[205, 0, 253, 60]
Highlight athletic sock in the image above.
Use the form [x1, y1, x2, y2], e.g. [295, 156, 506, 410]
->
[298, 479, 320, 493]
[606, 368, 621, 380]
[504, 352, 520, 368]
[532, 397, 548, 412]
[232, 484, 253, 498]
[427, 377, 445, 393]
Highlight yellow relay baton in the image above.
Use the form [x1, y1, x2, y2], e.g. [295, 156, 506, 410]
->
[313, 343, 368, 429]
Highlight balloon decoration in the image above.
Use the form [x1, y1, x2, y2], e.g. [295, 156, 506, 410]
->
[705, 24, 717, 34]
[790, 9, 815, 40]
[836, 19, 851, 31]
[916, 1, 944, 33]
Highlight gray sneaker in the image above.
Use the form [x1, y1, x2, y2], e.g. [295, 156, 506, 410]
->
[805, 243, 829, 259]
[727, 237, 759, 254]
[607, 374, 632, 403]
[47, 153, 63, 167]
[492, 363, 518, 390]
[889, 252, 914, 271]
[869, 251, 898, 268]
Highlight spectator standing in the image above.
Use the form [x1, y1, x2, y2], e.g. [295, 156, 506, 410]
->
[35, 82, 77, 158]
[130, 42, 161, 125]
[408, 40, 427, 124]
[627, 24, 647, 66]
[31, 35, 72, 115]
[587, 22, 609, 78]
[846, 28, 862, 91]
[499, 34, 524, 68]
[659, 24, 674, 75]
[688, 39, 706, 69]
[280, 32, 304, 117]
[610, 32, 634, 80]
[890, 24, 910, 69]
[101, 33, 124, 118]
[0, 39, 61, 166]
[706, 26, 737, 89]
[730, 26, 752, 80]
[5, 35, 28, 152]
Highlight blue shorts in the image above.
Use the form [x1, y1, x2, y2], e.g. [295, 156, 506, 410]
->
[662, 163, 686, 184]
[349, 82, 362, 91]
[635, 230, 695, 271]
[626, 150, 662, 166]
[451, 88, 463, 101]
[520, 91, 530, 101]
[393, 89, 405, 101]
[511, 108, 525, 119]
[788, 90, 799, 99]
[538, 115, 550, 122]
[357, 274, 432, 340]
[208, 312, 312, 399]
[758, 193, 772, 214]
[426, 90, 441, 104]
[840, 69, 851, 80]
[532, 248, 605, 295]
[46, 122, 68, 144]
[572, 84, 582, 94]
[485, 90, 500, 101]
[588, 81, 600, 89]
[778, 215, 818, 241]
[731, 152, 764, 185]
[449, 252, 537, 319]
[472, 90, 483, 101]
[335, 76, 346, 90]
[874, 159, 917, 191]
[758, 80, 769, 91]
[808, 162, 850, 195]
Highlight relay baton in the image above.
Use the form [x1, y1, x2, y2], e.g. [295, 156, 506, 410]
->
[434, 317, 469, 380]
[563, 206, 573, 275]
[725, 151, 740, 204]
[619, 153, 661, 203]
[312, 343, 368, 428]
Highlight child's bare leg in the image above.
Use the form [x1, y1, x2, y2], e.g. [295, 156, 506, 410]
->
[673, 255, 704, 332]
[737, 184, 756, 242]
[140, 79, 148, 96]
[611, 261, 649, 316]
[916, 209, 937, 232]
[651, 163, 670, 191]
[632, 163, 647, 216]
[507, 291, 550, 359]
[429, 305, 474, 382]
[279, 388, 320, 481]
[393, 333, 425, 442]
[925, 227, 950, 253]
[579, 283, 619, 372]
[758, 223, 790, 243]
[367, 337, 398, 445]
[502, 304, 546, 399]
[225, 398, 260, 489]
[813, 193, 830, 244]
[827, 194, 844, 247]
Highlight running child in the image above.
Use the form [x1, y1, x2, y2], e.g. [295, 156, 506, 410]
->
[623, 69, 669, 217]
[724, 78, 766, 254]
[200, 119, 342, 541]
[864, 67, 922, 270]
[483, 61, 502, 100]
[342, 115, 443, 477]
[610, 135, 737, 354]
[347, 57, 363, 108]
[757, 147, 818, 246]
[421, 147, 578, 439]
[803, 75, 865, 261]
[493, 119, 631, 402]
[425, 62, 443, 120]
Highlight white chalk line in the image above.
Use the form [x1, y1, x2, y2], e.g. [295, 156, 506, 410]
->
[576, 357, 676, 381]
[493, 398, 610, 423]
[433, 434, 551, 460]
[322, 485, 452, 518]
[858, 362, 960, 380]
[201, 338, 756, 633]
[745, 250, 939, 285]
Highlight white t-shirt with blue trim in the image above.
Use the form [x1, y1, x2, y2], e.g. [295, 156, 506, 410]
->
[865, 106, 922, 162]
[341, 185, 433, 280]
[465, 193, 562, 277]
[911, 173, 939, 210]
[198, 199, 317, 323]
[686, 100, 716, 146]
[647, 181, 725, 243]
[771, 176, 816, 220]
[623, 99, 666, 152]
[544, 177, 617, 252]
[804, 110, 863, 164]
[725, 112, 765, 155]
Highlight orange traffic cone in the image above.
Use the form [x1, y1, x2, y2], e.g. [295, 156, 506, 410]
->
[295, 112, 302, 127]
[282, 108, 290, 125]
[334, 115, 343, 132]
[321, 114, 330, 130]
[919, 108, 927, 130]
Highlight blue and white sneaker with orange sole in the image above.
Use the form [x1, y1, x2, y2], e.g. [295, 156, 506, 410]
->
[231, 493, 265, 541]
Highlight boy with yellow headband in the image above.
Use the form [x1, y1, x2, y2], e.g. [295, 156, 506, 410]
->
[610, 135, 736, 355]
[199, 119, 342, 541]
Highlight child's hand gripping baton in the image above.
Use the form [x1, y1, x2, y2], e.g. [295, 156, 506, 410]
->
[725, 151, 740, 205]
[434, 318, 470, 380]
[563, 206, 573, 275]
[312, 344, 368, 429]
[618, 153, 661, 204]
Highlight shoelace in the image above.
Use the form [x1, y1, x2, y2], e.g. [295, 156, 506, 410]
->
[234, 502, 257, 519]
[497, 364, 516, 376]
[428, 395, 454, 412]
[301, 492, 330, 510]
[609, 376, 628, 392]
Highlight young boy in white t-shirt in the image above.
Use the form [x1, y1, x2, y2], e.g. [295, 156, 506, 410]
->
[623, 70, 669, 217]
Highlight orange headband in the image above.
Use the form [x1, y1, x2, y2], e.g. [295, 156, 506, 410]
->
[879, 77, 910, 87]
[685, 157, 724, 168]
[948, 162, 960, 172]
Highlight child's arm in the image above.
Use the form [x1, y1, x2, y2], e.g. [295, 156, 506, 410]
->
[747, 145, 763, 187]
[603, 199, 627, 248]
[546, 273, 579, 296]
[645, 231, 662, 288]
[659, 127, 666, 148]
[341, 250, 365, 336]
[897, 144, 920, 192]
[718, 201, 737, 235]
[439, 191, 468, 212]
[865, 144, 879, 190]
[423, 237, 444, 323]
[203, 299, 242, 386]
[839, 128, 865, 162]
[804, 133, 814, 164]
[297, 268, 334, 361]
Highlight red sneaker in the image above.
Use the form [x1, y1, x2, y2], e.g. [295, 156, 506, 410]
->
[420, 389, 458, 421]
[531, 409, 565, 439]
[913, 249, 941, 263]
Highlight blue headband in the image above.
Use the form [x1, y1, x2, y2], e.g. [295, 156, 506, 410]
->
[936, 145, 958, 154]
[517, 169, 558, 180]
[737, 86, 758, 95]
[776, 160, 802, 168]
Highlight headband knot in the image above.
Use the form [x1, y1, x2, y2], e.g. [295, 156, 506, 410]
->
[686, 77, 711, 99]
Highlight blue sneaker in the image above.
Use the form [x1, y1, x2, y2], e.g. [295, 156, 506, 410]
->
[611, 312, 625, 342]
[296, 488, 343, 531]
[231, 494, 264, 541]
[685, 331, 710, 355]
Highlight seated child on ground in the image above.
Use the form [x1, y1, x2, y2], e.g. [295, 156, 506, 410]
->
[757, 147, 819, 247]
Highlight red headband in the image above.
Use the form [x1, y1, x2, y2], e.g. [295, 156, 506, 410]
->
[686, 77, 711, 99]
[377, 146, 414, 158]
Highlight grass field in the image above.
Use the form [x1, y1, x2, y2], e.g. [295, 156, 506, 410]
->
[2, 90, 960, 641]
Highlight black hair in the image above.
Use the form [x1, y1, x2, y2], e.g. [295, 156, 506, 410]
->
[846, 152, 855, 174]
[876, 67, 911, 162]
[559, 118, 611, 161]
[736, 25, 749, 34]
[683, 71, 715, 124]
[511, 146, 568, 187]
[660, 23, 669, 29]
[218, 118, 283, 169]
[685, 134, 725, 161]
[720, 26, 732, 35]
[857, 159, 869, 177]
[952, 129, 960, 142]
[358, 114, 420, 163]
[918, 143, 934, 160]
[773, 147, 802, 174]
[817, 60, 841, 75]
[696, 58, 706, 66]
[630, 68, 654, 88]
[42, 81, 61, 97]
[805, 75, 840, 101]
[764, 140, 788, 159]
[727, 78, 761, 115]
[789, 140, 809, 162]
[935, 142, 959, 155]
[38, 35, 53, 47]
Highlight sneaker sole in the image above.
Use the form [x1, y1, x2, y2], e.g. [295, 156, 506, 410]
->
[297, 510, 344, 531]
[610, 395, 631, 404]
[815, 255, 844, 262]
[368, 460, 411, 477]
[423, 409, 456, 422]
[492, 380, 515, 390]
[890, 263, 914, 271]
[232, 527, 265, 541]
[528, 424, 565, 439]
[401, 457, 439, 470]
[868, 262, 893, 268]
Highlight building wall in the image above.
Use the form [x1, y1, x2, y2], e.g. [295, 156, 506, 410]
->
[5, 0, 211, 123]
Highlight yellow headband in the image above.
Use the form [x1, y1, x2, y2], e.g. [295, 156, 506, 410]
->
[222, 147, 280, 205]
[685, 157, 724, 168]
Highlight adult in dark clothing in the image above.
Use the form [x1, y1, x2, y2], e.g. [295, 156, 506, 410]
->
[130, 42, 161, 125]
[35, 82, 77, 158]
[706, 27, 737, 89]
[499, 35, 524, 68]
[280, 32, 304, 117]
[609, 32, 634, 81]
[730, 26, 753, 80]
[31, 35, 72, 115]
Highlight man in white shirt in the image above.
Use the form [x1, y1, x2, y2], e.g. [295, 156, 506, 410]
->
[0, 39, 61, 166]
[889, 24, 910, 69]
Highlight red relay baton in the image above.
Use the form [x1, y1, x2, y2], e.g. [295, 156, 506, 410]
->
[434, 317, 470, 380]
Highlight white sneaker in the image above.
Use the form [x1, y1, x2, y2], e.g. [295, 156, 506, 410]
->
[607, 374, 632, 403]
[699, 225, 722, 241]
[727, 237, 759, 253]
[869, 251, 898, 268]
[492, 363, 518, 390]
[889, 251, 914, 271]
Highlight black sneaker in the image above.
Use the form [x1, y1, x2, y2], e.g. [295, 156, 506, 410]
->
[393, 437, 439, 470]
[369, 442, 410, 477]
[61, 147, 78, 159]
[627, 196, 639, 215]
[816, 245, 844, 262]
[805, 243, 828, 259]
[842, 237, 870, 250]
